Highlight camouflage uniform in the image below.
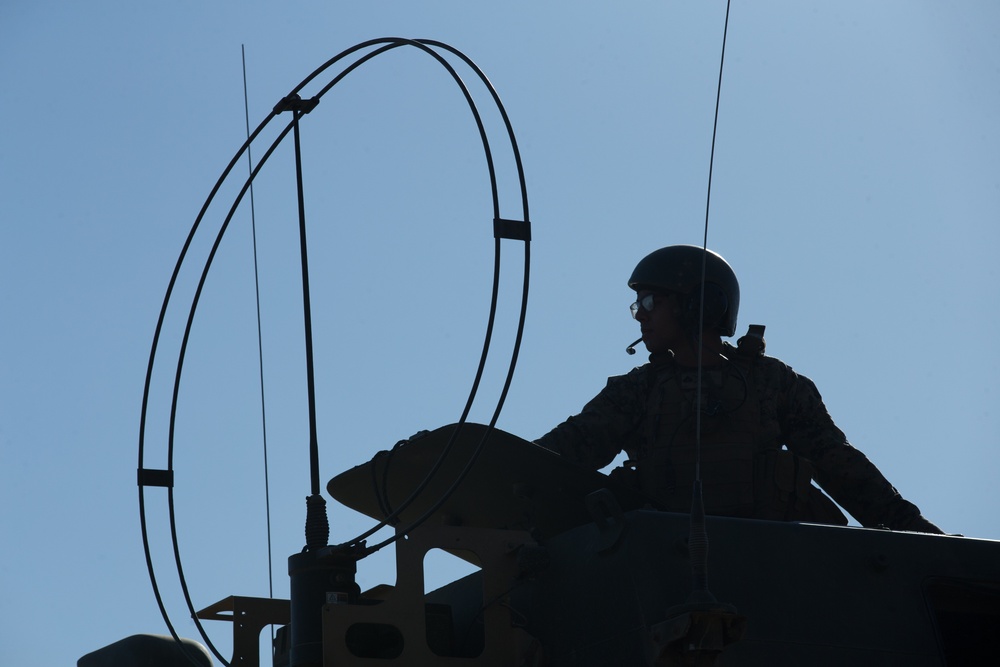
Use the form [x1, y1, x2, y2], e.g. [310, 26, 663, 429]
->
[537, 342, 942, 533]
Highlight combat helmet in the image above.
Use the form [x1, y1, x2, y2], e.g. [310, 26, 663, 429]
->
[628, 245, 740, 337]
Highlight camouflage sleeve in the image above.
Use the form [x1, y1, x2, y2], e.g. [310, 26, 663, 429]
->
[778, 365, 943, 533]
[534, 366, 650, 470]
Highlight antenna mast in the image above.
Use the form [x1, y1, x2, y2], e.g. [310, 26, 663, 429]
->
[651, 0, 746, 661]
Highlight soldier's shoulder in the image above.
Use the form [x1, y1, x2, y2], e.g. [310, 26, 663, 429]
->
[599, 362, 662, 394]
[756, 352, 795, 374]
[617, 362, 658, 385]
[753, 352, 829, 406]
[725, 340, 793, 375]
[733, 345, 808, 393]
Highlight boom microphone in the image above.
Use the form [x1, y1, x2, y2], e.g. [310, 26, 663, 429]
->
[625, 337, 643, 355]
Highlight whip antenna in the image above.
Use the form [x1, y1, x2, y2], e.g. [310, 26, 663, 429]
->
[652, 2, 746, 662]
[242, 41, 277, 619]
[690, 0, 733, 600]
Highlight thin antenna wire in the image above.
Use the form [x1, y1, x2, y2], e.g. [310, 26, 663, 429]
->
[242, 44, 276, 603]
[686, 0, 733, 606]
[694, 0, 732, 483]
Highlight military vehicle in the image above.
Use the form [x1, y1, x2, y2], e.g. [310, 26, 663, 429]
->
[87, 418, 1000, 666]
[80, 35, 1000, 667]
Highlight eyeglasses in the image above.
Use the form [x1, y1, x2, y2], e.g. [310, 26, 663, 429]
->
[630, 293, 657, 319]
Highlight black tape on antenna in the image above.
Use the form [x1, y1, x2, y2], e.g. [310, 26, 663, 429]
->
[493, 217, 531, 241]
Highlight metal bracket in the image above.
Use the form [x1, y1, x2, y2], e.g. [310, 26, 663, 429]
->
[273, 93, 320, 115]
[197, 595, 291, 667]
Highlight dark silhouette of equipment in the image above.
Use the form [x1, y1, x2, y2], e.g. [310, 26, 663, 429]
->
[108, 423, 1000, 666]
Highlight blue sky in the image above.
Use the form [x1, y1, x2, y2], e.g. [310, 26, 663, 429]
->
[2, 2, 998, 665]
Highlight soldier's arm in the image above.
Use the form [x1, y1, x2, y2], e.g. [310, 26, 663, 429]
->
[782, 371, 944, 534]
[535, 369, 648, 470]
